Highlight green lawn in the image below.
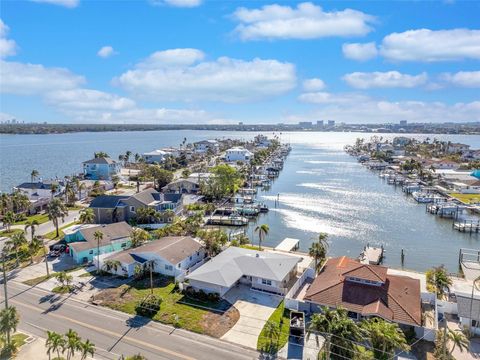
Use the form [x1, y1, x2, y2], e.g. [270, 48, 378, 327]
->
[240, 244, 263, 251]
[13, 212, 50, 225]
[257, 301, 290, 354]
[98, 275, 230, 334]
[23, 274, 53, 286]
[449, 193, 480, 204]
[52, 285, 74, 294]
[0, 228, 23, 237]
[0, 333, 29, 360]
[43, 220, 81, 240]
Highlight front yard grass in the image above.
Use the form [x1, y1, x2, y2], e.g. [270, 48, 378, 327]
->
[449, 193, 480, 204]
[43, 220, 81, 240]
[257, 301, 290, 354]
[0, 228, 23, 237]
[96, 275, 239, 337]
[13, 212, 50, 225]
[23, 274, 53, 286]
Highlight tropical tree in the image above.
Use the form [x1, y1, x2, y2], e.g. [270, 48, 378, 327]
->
[79, 208, 95, 224]
[309, 232, 329, 272]
[140, 166, 174, 191]
[130, 228, 150, 248]
[361, 317, 410, 359]
[54, 271, 73, 289]
[28, 236, 43, 264]
[0, 306, 19, 348]
[77, 181, 86, 201]
[79, 339, 95, 360]
[30, 169, 40, 183]
[5, 232, 28, 266]
[47, 198, 69, 238]
[308, 307, 362, 360]
[135, 207, 160, 224]
[426, 265, 452, 299]
[94, 151, 109, 158]
[24, 219, 39, 242]
[103, 259, 122, 275]
[50, 183, 59, 199]
[263, 320, 280, 353]
[46, 331, 65, 360]
[65, 328, 81, 360]
[93, 230, 104, 269]
[144, 260, 157, 294]
[2, 211, 15, 232]
[65, 182, 76, 206]
[254, 224, 269, 250]
[448, 328, 469, 356]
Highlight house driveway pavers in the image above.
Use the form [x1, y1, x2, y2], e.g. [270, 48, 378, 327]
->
[221, 285, 282, 349]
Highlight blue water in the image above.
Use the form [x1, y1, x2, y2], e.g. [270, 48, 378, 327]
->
[1, 131, 479, 272]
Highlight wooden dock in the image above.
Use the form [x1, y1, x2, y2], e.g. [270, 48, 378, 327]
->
[359, 245, 384, 265]
[453, 219, 480, 233]
[275, 238, 300, 252]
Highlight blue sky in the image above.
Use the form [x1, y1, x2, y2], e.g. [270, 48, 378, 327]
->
[1, 0, 479, 124]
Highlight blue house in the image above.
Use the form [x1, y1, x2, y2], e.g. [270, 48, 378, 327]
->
[66, 222, 133, 264]
[83, 157, 121, 181]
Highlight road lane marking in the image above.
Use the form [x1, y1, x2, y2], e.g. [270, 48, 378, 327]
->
[12, 299, 195, 360]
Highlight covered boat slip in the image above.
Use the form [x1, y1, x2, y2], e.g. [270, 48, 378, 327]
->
[274, 238, 300, 252]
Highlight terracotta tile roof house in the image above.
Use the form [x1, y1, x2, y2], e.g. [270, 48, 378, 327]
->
[304, 256, 421, 326]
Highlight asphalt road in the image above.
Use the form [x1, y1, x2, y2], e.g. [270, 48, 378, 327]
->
[0, 281, 265, 360]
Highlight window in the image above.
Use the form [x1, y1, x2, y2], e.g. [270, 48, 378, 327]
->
[189, 256, 192, 261]
[89, 250, 93, 254]
[178, 263, 181, 268]
[121, 243, 127, 248]
[165, 264, 173, 271]
[130, 206, 135, 212]
[261, 279, 272, 286]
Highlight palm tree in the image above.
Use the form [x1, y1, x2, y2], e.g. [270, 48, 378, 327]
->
[24, 219, 39, 242]
[54, 271, 73, 289]
[134, 153, 141, 163]
[361, 317, 410, 359]
[77, 181, 86, 201]
[79, 339, 95, 360]
[448, 328, 469, 356]
[309, 232, 329, 272]
[79, 208, 95, 224]
[130, 228, 150, 248]
[263, 320, 280, 353]
[308, 307, 362, 360]
[65, 182, 76, 206]
[125, 151, 132, 166]
[30, 169, 40, 183]
[46, 330, 65, 360]
[65, 328, 81, 360]
[2, 210, 15, 232]
[6, 232, 27, 266]
[47, 198, 69, 238]
[50, 182, 59, 199]
[144, 260, 157, 295]
[254, 224, 269, 250]
[103, 259, 122, 275]
[28, 236, 43, 264]
[426, 265, 452, 299]
[0, 306, 19, 348]
[93, 230, 104, 270]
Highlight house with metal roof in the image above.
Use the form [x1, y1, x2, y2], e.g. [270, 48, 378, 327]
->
[66, 222, 133, 264]
[185, 247, 301, 296]
[89, 188, 183, 224]
[82, 157, 121, 180]
[100, 236, 206, 278]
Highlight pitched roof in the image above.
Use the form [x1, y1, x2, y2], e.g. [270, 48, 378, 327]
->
[16, 182, 57, 190]
[304, 256, 421, 326]
[69, 222, 132, 252]
[83, 157, 117, 165]
[89, 195, 129, 209]
[128, 188, 161, 205]
[186, 247, 300, 288]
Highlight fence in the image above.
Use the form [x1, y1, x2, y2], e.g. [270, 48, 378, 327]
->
[284, 267, 315, 311]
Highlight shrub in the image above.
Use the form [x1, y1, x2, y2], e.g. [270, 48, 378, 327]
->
[135, 295, 162, 317]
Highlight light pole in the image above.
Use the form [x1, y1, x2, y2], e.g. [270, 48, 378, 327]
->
[2, 252, 8, 309]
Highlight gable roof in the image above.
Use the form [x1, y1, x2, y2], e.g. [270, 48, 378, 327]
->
[83, 157, 117, 165]
[186, 247, 300, 288]
[304, 257, 421, 326]
[16, 182, 56, 190]
[128, 188, 161, 206]
[69, 222, 132, 252]
[89, 195, 129, 209]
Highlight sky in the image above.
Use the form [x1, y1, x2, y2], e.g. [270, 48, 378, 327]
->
[0, 0, 479, 125]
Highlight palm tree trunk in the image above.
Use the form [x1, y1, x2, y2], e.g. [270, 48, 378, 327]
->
[150, 267, 153, 295]
[55, 219, 59, 238]
[44, 246, 50, 277]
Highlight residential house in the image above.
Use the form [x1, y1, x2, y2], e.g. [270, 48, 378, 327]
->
[89, 188, 183, 224]
[303, 257, 422, 328]
[83, 157, 121, 181]
[66, 222, 132, 264]
[100, 236, 206, 278]
[142, 149, 169, 164]
[254, 135, 272, 148]
[447, 143, 470, 154]
[193, 140, 220, 154]
[462, 149, 480, 161]
[452, 281, 480, 336]
[186, 247, 301, 296]
[225, 147, 253, 163]
[14, 180, 65, 201]
[162, 178, 200, 194]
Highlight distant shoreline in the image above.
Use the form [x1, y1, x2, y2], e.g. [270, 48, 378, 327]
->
[1, 123, 479, 135]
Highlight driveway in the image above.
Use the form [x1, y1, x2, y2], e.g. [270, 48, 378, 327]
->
[221, 284, 282, 349]
[8, 253, 77, 283]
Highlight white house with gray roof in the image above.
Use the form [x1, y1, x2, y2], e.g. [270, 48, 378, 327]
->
[185, 247, 301, 296]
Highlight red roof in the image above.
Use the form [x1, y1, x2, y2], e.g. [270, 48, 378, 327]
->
[304, 256, 422, 326]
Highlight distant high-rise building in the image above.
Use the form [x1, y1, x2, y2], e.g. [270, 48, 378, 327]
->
[316, 120, 324, 127]
[299, 121, 313, 128]
[238, 122, 244, 125]
[400, 120, 407, 126]
[327, 120, 335, 127]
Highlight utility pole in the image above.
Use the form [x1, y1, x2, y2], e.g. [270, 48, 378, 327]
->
[2, 252, 8, 309]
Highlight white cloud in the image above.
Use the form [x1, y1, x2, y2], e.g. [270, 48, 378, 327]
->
[342, 42, 378, 61]
[232, 2, 375, 41]
[45, 89, 136, 110]
[302, 78, 325, 91]
[149, 0, 202, 7]
[0, 20, 17, 58]
[380, 29, 480, 62]
[0, 60, 85, 95]
[439, 71, 480, 88]
[296, 90, 480, 123]
[298, 91, 371, 105]
[115, 49, 297, 102]
[0, 112, 18, 122]
[138, 48, 205, 68]
[30, 0, 79, 8]
[97, 46, 116, 58]
[343, 71, 428, 89]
